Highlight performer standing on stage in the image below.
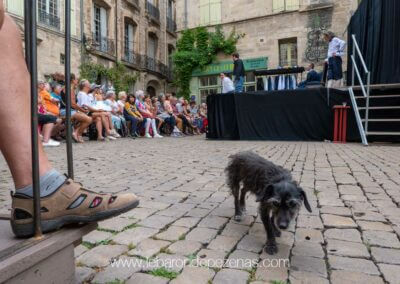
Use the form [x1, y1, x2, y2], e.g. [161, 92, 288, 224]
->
[323, 31, 346, 88]
[232, 52, 245, 93]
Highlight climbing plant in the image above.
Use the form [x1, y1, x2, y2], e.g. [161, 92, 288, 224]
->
[79, 61, 138, 94]
[172, 26, 244, 99]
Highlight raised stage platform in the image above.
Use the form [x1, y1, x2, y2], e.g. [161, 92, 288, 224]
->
[206, 88, 400, 142]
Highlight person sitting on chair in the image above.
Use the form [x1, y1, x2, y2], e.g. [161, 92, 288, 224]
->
[298, 63, 322, 89]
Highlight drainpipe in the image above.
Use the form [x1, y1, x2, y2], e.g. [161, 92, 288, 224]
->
[184, 0, 188, 29]
[80, 0, 84, 63]
[115, 0, 118, 63]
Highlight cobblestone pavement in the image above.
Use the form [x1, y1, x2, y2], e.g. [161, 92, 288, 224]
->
[1, 136, 400, 284]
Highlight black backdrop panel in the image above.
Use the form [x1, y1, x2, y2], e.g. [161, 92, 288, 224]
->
[347, 0, 400, 85]
[207, 89, 361, 142]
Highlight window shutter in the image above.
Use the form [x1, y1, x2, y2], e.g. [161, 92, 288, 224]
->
[148, 36, 156, 58]
[70, 0, 77, 36]
[199, 0, 210, 26]
[272, 0, 285, 13]
[7, 0, 24, 16]
[286, 0, 299, 11]
[209, 0, 221, 25]
[128, 24, 134, 49]
[100, 7, 107, 38]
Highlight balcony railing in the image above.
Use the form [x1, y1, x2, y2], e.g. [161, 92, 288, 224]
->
[126, 0, 139, 8]
[38, 10, 60, 30]
[91, 33, 116, 57]
[166, 17, 176, 33]
[143, 55, 169, 77]
[123, 48, 142, 67]
[146, 1, 160, 22]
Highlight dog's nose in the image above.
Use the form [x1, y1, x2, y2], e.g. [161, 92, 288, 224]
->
[279, 223, 288, 230]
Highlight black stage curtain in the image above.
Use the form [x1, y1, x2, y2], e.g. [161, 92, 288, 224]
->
[347, 0, 400, 85]
[207, 89, 360, 141]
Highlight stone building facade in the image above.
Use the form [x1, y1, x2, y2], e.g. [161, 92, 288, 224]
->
[83, 0, 177, 95]
[3, 0, 83, 81]
[176, 0, 359, 102]
[4, 0, 177, 95]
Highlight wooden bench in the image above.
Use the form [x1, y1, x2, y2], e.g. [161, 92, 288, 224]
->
[0, 215, 96, 284]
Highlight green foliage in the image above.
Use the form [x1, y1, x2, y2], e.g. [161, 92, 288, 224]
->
[148, 268, 179, 280]
[79, 61, 138, 94]
[172, 26, 244, 99]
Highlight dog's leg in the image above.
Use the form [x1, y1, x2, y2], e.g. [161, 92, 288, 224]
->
[271, 214, 281, 237]
[239, 188, 247, 215]
[261, 208, 278, 255]
[233, 186, 243, 222]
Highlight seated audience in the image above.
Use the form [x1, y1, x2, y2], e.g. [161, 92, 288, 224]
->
[171, 95, 194, 135]
[39, 81, 60, 117]
[135, 90, 162, 138]
[199, 103, 208, 133]
[105, 90, 125, 134]
[145, 95, 164, 134]
[60, 73, 92, 143]
[189, 100, 203, 132]
[124, 94, 142, 139]
[77, 79, 118, 141]
[38, 90, 60, 147]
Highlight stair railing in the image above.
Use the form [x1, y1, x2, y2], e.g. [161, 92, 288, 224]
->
[349, 34, 371, 145]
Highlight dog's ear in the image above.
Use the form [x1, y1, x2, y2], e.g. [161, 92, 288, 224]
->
[255, 185, 274, 202]
[299, 188, 312, 212]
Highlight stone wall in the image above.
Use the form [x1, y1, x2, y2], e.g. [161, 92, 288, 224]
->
[176, 0, 359, 72]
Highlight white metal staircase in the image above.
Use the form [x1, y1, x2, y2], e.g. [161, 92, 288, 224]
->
[348, 34, 400, 145]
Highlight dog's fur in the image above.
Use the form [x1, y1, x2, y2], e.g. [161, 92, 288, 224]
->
[225, 151, 312, 255]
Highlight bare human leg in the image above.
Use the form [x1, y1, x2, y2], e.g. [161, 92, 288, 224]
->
[0, 14, 139, 237]
[0, 15, 52, 188]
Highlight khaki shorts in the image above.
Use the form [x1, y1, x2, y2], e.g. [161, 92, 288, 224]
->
[327, 79, 343, 88]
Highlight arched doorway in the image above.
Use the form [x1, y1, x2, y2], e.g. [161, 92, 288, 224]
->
[146, 86, 156, 98]
[146, 79, 161, 97]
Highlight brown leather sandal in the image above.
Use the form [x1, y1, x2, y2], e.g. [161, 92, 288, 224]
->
[10, 178, 139, 238]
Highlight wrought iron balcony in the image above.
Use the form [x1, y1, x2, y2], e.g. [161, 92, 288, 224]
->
[123, 48, 142, 67]
[126, 0, 140, 9]
[146, 1, 160, 23]
[143, 55, 168, 77]
[166, 17, 176, 34]
[38, 10, 60, 30]
[90, 33, 116, 57]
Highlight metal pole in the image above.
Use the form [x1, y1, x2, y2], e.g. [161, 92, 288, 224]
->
[24, 0, 32, 71]
[352, 35, 355, 86]
[65, 0, 74, 178]
[26, 0, 42, 238]
[365, 72, 371, 134]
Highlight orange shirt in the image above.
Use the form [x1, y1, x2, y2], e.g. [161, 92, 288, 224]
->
[40, 90, 59, 116]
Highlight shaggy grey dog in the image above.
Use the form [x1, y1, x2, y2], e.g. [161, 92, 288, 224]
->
[225, 151, 312, 255]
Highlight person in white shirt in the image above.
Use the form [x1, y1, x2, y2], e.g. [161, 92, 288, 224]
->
[323, 31, 346, 88]
[220, 73, 235, 94]
[77, 80, 119, 141]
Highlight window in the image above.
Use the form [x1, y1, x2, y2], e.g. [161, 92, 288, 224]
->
[124, 22, 135, 53]
[147, 34, 158, 59]
[167, 0, 174, 19]
[60, 53, 65, 64]
[6, 0, 24, 16]
[38, 0, 60, 29]
[279, 38, 298, 67]
[199, 75, 219, 103]
[200, 0, 221, 26]
[273, 0, 300, 13]
[93, 4, 109, 53]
